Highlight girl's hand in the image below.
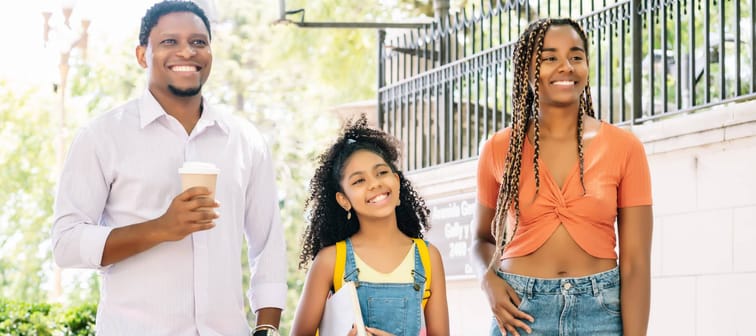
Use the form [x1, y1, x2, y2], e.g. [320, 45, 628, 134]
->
[482, 270, 534, 336]
[346, 326, 394, 336]
[365, 327, 394, 336]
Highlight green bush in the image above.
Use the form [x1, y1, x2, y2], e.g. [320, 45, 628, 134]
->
[0, 300, 56, 336]
[0, 299, 96, 336]
[58, 303, 96, 336]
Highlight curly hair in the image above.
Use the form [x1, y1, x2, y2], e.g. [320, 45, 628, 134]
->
[139, 0, 212, 46]
[298, 115, 431, 270]
[491, 18, 595, 263]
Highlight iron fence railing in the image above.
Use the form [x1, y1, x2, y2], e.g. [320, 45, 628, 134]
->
[378, 0, 756, 171]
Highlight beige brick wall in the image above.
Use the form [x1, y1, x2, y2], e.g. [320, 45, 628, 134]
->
[407, 99, 756, 335]
[639, 100, 756, 336]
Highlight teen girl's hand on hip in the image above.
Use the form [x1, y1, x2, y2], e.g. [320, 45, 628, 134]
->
[482, 269, 534, 335]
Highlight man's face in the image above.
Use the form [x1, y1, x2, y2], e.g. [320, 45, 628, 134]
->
[136, 11, 211, 98]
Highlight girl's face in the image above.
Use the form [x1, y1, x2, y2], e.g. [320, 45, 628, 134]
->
[529, 24, 589, 108]
[336, 149, 401, 222]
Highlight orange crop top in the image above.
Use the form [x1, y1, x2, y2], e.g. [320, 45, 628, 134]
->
[477, 122, 652, 259]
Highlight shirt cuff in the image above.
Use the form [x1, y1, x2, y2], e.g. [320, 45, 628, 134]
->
[80, 225, 114, 268]
[248, 282, 287, 312]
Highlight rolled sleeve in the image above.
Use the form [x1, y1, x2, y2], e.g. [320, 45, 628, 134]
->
[52, 127, 111, 269]
[80, 225, 114, 267]
[248, 282, 287, 312]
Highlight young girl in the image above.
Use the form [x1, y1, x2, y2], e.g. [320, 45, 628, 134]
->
[291, 115, 449, 336]
[472, 18, 653, 336]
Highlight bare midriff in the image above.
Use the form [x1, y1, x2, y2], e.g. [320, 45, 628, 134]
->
[499, 224, 617, 278]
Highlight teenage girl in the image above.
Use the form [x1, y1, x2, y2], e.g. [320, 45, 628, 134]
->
[473, 18, 653, 336]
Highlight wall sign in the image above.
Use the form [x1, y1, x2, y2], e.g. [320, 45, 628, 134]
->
[424, 193, 477, 280]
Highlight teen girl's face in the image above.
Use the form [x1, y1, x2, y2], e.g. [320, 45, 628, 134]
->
[530, 24, 589, 108]
[337, 149, 401, 222]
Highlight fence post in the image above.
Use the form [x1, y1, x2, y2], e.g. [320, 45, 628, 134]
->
[433, 0, 450, 163]
[434, 0, 450, 65]
[378, 29, 386, 130]
[631, 0, 643, 124]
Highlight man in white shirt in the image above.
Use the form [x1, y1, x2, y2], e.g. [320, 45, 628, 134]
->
[51, 1, 286, 335]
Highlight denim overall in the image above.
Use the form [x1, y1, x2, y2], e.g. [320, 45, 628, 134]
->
[343, 239, 425, 336]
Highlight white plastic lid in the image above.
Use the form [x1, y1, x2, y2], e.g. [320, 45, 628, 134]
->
[178, 161, 220, 174]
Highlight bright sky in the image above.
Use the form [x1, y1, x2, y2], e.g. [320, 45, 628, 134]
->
[0, 0, 160, 84]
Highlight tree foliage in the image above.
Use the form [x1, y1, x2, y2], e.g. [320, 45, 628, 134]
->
[0, 82, 57, 303]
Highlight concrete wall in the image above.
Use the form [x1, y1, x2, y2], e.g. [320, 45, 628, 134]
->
[406, 98, 756, 335]
[637, 99, 756, 336]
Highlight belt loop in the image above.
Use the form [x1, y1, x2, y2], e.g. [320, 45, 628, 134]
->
[591, 277, 599, 296]
[527, 278, 535, 299]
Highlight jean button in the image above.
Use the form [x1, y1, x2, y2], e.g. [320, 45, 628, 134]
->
[563, 282, 572, 290]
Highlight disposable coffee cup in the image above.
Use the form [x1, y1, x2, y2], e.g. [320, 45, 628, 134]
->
[178, 161, 220, 199]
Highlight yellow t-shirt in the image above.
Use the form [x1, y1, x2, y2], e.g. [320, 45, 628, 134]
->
[353, 243, 415, 283]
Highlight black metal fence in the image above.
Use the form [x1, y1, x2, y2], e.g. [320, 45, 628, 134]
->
[378, 0, 756, 171]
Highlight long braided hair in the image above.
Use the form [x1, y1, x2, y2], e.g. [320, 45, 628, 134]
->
[490, 18, 596, 263]
[298, 115, 431, 270]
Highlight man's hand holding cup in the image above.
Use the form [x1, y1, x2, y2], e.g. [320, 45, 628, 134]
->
[158, 162, 221, 241]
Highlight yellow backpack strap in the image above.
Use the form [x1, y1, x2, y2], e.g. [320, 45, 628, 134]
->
[318, 241, 348, 336]
[413, 238, 432, 310]
[333, 240, 347, 292]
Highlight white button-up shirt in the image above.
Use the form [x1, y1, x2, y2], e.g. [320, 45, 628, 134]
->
[52, 91, 287, 336]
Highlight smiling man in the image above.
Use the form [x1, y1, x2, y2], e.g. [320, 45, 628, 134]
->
[51, 1, 286, 335]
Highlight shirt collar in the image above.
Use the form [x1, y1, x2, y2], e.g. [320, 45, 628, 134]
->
[197, 101, 230, 135]
[138, 89, 230, 134]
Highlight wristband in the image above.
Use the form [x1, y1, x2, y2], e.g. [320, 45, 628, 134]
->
[252, 324, 279, 336]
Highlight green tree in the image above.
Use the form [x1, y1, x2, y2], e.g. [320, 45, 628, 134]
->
[0, 82, 57, 303]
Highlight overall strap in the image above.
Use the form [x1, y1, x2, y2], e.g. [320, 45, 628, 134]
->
[413, 238, 432, 309]
[333, 240, 347, 292]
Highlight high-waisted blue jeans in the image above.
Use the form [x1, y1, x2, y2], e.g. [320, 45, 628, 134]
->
[490, 267, 623, 336]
